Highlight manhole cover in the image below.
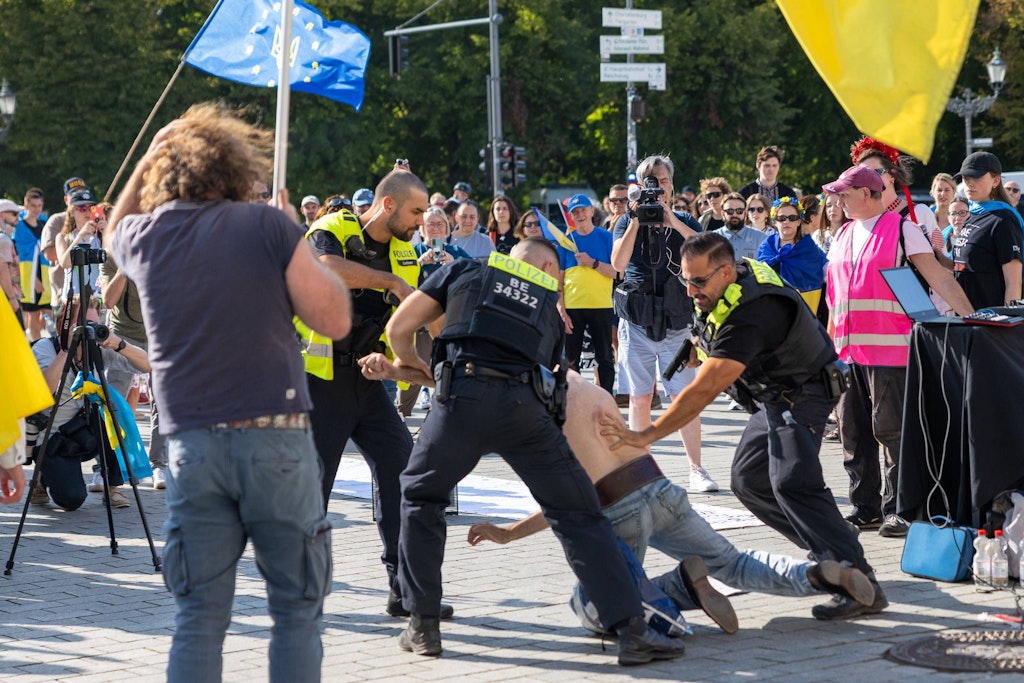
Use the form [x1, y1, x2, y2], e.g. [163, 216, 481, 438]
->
[888, 629, 1024, 672]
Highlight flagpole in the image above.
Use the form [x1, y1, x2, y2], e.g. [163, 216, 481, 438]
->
[272, 0, 294, 199]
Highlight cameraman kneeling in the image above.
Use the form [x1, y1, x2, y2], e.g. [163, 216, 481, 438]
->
[28, 296, 150, 510]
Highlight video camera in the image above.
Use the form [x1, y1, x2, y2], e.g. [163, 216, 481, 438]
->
[634, 176, 666, 230]
[69, 244, 107, 267]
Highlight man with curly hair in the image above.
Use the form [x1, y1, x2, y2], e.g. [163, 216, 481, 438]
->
[106, 103, 352, 683]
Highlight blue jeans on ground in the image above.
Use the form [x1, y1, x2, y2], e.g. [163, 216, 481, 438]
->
[601, 477, 815, 611]
[163, 426, 331, 683]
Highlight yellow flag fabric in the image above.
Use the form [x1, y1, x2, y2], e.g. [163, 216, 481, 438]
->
[776, 0, 980, 162]
[0, 304, 54, 454]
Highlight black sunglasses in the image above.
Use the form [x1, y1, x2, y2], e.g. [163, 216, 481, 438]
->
[523, 220, 540, 228]
[775, 215, 801, 223]
[679, 263, 726, 289]
[608, 197, 628, 204]
[748, 206, 766, 213]
[704, 191, 723, 200]
[723, 208, 744, 216]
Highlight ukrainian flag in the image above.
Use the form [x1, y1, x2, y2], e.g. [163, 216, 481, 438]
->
[0, 304, 53, 454]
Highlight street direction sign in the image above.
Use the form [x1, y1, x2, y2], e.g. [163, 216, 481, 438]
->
[600, 62, 665, 90]
[600, 35, 664, 57]
[602, 8, 662, 29]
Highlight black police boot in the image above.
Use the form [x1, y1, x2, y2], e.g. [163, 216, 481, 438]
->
[677, 556, 738, 634]
[398, 614, 442, 656]
[806, 560, 875, 606]
[811, 578, 888, 620]
[386, 587, 454, 620]
[615, 615, 686, 666]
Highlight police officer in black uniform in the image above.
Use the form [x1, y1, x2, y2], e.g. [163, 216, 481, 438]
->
[385, 238, 686, 665]
[602, 232, 886, 621]
[304, 170, 454, 618]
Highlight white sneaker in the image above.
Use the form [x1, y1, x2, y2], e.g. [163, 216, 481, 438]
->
[152, 467, 167, 490]
[690, 466, 719, 493]
[417, 388, 431, 409]
[727, 399, 743, 411]
[87, 471, 104, 493]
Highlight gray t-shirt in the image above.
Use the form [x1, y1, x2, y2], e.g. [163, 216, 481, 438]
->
[449, 230, 494, 259]
[113, 199, 311, 434]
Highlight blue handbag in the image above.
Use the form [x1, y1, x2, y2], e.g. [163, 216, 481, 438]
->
[900, 515, 976, 582]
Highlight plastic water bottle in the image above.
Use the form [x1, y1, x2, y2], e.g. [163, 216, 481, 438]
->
[993, 529, 1010, 588]
[974, 529, 991, 586]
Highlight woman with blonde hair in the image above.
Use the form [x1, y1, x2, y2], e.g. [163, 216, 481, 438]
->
[930, 172, 957, 230]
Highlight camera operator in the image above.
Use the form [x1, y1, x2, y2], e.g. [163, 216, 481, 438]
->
[27, 295, 150, 511]
[610, 154, 718, 493]
[55, 188, 105, 303]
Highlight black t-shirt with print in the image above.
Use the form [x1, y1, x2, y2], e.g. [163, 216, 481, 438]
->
[951, 207, 1023, 308]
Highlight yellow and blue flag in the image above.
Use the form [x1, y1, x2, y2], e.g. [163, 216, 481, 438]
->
[776, 0, 980, 162]
[532, 208, 577, 253]
[185, 0, 371, 111]
[0, 304, 52, 455]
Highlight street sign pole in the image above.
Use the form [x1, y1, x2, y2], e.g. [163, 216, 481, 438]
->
[625, 0, 636, 174]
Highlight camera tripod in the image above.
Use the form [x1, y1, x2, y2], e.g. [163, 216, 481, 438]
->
[4, 257, 161, 575]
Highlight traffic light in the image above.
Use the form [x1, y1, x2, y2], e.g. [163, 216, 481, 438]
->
[478, 145, 494, 190]
[511, 146, 526, 187]
[389, 35, 409, 78]
[498, 142, 515, 190]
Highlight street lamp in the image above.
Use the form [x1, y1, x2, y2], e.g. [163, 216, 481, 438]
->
[946, 48, 1008, 157]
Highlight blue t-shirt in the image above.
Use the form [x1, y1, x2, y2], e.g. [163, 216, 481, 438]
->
[113, 199, 311, 434]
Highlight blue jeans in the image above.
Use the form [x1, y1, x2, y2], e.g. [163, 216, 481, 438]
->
[601, 477, 814, 611]
[163, 426, 331, 683]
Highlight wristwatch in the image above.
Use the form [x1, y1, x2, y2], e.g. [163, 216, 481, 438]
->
[115, 339, 127, 353]
[591, 260, 599, 269]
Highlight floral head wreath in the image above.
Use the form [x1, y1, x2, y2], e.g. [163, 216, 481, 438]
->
[770, 196, 804, 221]
[850, 136, 899, 165]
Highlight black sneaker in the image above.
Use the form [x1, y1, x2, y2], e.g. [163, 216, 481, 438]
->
[844, 509, 882, 529]
[615, 615, 686, 666]
[811, 580, 888, 620]
[398, 614, 442, 656]
[387, 588, 454, 620]
[878, 514, 910, 538]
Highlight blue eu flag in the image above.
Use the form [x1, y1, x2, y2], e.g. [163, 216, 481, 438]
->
[185, 0, 371, 111]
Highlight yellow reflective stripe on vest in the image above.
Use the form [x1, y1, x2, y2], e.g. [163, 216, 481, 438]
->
[487, 252, 558, 292]
[832, 298, 905, 318]
[743, 257, 784, 287]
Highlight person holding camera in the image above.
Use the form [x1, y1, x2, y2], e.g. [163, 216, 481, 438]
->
[27, 296, 150, 510]
[601, 231, 886, 621]
[54, 188, 104, 302]
[610, 154, 718, 493]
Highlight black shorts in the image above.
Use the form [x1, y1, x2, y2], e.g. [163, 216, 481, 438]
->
[21, 301, 47, 312]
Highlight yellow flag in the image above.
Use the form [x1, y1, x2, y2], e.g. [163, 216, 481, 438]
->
[0, 304, 53, 453]
[776, 0, 980, 162]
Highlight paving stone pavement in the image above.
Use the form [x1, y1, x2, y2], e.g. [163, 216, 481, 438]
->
[2, 394, 1023, 682]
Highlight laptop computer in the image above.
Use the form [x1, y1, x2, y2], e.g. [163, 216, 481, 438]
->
[879, 267, 959, 325]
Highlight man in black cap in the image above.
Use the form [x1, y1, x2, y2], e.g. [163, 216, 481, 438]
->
[451, 181, 471, 203]
[41, 177, 89, 309]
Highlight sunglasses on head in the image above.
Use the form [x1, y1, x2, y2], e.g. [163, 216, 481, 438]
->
[704, 191, 723, 200]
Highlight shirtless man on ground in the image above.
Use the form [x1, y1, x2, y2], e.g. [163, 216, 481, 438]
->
[359, 358, 874, 633]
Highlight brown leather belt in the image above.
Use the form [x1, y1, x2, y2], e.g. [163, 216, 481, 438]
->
[211, 412, 310, 431]
[594, 455, 664, 508]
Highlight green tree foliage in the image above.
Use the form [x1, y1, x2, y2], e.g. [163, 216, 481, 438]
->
[0, 0, 1017, 212]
